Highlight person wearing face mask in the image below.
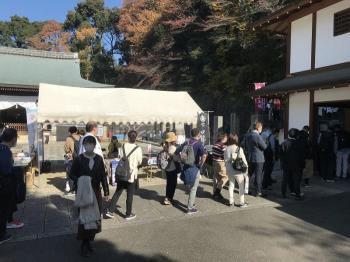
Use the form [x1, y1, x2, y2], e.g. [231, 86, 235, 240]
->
[69, 136, 109, 257]
[0, 128, 18, 245]
[78, 121, 103, 157]
[161, 132, 181, 205]
[245, 122, 267, 197]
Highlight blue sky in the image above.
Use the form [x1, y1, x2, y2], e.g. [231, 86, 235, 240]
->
[0, 0, 122, 22]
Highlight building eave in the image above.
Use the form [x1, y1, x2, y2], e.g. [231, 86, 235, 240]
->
[253, 66, 350, 97]
[253, 0, 333, 33]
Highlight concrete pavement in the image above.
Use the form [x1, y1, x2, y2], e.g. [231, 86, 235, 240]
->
[1, 191, 350, 262]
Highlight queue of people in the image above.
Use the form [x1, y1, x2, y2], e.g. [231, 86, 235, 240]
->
[1, 118, 348, 255]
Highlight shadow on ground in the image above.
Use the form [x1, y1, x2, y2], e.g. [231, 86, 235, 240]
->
[1, 236, 175, 262]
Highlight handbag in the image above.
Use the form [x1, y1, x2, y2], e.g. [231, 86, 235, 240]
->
[232, 147, 248, 173]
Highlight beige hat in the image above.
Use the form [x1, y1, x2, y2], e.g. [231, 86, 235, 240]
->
[165, 132, 177, 143]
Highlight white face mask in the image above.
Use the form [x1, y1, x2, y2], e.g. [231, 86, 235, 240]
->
[84, 144, 95, 153]
[168, 145, 176, 155]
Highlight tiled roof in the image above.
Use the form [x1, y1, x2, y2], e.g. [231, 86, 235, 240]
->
[0, 47, 113, 88]
[0, 46, 78, 59]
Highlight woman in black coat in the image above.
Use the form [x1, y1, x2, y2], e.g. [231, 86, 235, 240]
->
[69, 136, 109, 257]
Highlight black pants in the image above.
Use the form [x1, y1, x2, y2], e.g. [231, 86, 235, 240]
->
[166, 170, 178, 200]
[282, 169, 302, 197]
[319, 153, 335, 180]
[263, 158, 274, 188]
[0, 192, 15, 238]
[109, 181, 135, 216]
[249, 162, 264, 194]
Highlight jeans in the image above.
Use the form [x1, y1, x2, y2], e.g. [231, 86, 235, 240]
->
[336, 149, 350, 178]
[249, 162, 264, 194]
[229, 174, 245, 205]
[110, 159, 119, 184]
[188, 171, 200, 210]
[166, 170, 178, 200]
[109, 181, 135, 216]
[262, 158, 274, 188]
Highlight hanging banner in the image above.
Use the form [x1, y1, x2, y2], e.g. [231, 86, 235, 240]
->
[254, 83, 267, 112]
[26, 106, 38, 153]
[197, 112, 210, 145]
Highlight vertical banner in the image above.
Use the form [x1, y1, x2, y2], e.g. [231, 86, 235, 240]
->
[26, 106, 38, 153]
[254, 83, 267, 112]
[197, 112, 210, 145]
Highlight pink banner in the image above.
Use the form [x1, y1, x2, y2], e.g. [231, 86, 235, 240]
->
[254, 83, 267, 112]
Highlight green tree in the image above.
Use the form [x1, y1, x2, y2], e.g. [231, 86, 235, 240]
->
[64, 0, 124, 83]
[0, 16, 42, 48]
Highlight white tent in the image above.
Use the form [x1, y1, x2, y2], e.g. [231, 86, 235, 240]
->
[37, 83, 202, 125]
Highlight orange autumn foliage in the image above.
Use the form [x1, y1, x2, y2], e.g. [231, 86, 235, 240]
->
[119, 0, 171, 46]
[27, 20, 70, 52]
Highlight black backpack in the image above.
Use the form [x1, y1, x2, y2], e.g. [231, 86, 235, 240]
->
[72, 136, 81, 159]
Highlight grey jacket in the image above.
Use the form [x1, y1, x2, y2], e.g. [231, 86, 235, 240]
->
[246, 130, 267, 163]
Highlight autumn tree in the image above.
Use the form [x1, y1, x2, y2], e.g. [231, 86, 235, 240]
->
[118, 0, 290, 131]
[27, 20, 70, 52]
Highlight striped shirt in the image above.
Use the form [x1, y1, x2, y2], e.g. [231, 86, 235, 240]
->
[212, 142, 226, 161]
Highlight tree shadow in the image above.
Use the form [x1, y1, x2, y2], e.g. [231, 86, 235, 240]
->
[1, 235, 176, 262]
[46, 176, 66, 193]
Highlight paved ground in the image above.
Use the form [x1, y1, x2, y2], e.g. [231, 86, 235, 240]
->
[1, 186, 350, 262]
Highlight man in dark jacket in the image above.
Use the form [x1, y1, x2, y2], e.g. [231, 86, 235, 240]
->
[280, 128, 304, 199]
[298, 126, 313, 186]
[246, 122, 267, 197]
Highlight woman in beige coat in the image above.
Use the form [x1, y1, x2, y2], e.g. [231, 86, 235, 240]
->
[224, 134, 249, 207]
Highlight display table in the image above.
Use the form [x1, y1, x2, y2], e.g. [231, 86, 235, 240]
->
[13, 155, 37, 189]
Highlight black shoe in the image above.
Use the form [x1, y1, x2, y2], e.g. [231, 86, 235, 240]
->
[81, 242, 91, 257]
[214, 189, 224, 200]
[256, 193, 267, 197]
[86, 241, 94, 253]
[0, 234, 12, 245]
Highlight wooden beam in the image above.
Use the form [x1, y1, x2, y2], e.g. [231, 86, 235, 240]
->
[309, 90, 315, 139]
[284, 96, 289, 139]
[311, 13, 317, 70]
[286, 23, 291, 76]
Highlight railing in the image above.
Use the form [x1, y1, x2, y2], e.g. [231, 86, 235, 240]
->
[4, 123, 28, 132]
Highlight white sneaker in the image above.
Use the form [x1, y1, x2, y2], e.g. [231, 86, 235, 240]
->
[65, 182, 71, 192]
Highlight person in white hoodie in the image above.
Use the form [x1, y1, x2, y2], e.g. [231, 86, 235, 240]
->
[224, 133, 249, 208]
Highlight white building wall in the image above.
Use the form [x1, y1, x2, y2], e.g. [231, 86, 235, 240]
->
[290, 14, 313, 73]
[289, 92, 310, 130]
[316, 1, 350, 68]
[314, 86, 350, 102]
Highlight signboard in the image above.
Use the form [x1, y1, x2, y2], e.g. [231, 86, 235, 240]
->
[254, 83, 267, 112]
[197, 112, 210, 145]
[26, 106, 38, 153]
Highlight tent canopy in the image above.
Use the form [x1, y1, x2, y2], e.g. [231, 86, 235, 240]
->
[37, 83, 202, 125]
